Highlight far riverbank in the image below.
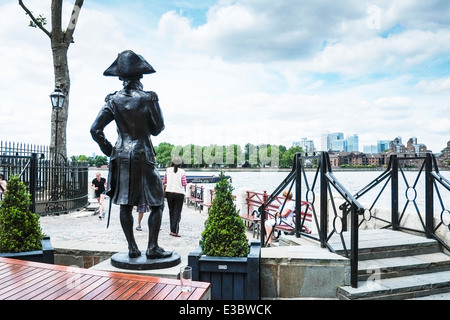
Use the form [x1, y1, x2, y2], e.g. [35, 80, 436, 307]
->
[157, 167, 449, 172]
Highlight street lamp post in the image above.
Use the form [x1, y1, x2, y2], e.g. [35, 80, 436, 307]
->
[50, 87, 65, 163]
[48, 87, 66, 214]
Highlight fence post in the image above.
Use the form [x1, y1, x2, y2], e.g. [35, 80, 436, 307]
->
[30, 153, 38, 213]
[320, 152, 328, 248]
[425, 153, 434, 238]
[295, 153, 302, 238]
[260, 203, 266, 247]
[350, 202, 359, 288]
[391, 155, 399, 230]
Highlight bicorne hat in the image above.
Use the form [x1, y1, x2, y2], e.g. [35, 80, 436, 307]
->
[103, 50, 155, 78]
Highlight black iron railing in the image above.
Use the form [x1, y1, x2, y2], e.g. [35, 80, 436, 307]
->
[0, 141, 89, 216]
[259, 152, 364, 287]
[353, 153, 450, 252]
[259, 152, 450, 288]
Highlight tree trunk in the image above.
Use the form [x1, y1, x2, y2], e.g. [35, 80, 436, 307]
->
[51, 43, 70, 162]
[50, 0, 69, 161]
[19, 0, 84, 162]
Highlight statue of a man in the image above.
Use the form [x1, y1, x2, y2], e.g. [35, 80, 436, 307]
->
[91, 50, 171, 259]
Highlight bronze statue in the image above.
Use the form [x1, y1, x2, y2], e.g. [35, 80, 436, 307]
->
[91, 50, 171, 260]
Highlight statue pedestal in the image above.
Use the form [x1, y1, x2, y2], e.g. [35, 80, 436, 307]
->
[111, 251, 181, 270]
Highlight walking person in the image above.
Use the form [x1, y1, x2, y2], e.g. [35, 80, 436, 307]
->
[91, 172, 106, 219]
[135, 205, 148, 231]
[164, 157, 187, 237]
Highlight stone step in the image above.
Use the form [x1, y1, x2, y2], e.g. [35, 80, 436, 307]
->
[331, 229, 440, 260]
[408, 292, 450, 300]
[358, 252, 450, 281]
[337, 270, 450, 300]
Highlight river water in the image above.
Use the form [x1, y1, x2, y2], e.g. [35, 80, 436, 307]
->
[89, 168, 450, 211]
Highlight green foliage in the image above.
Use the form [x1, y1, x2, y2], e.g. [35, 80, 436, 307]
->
[72, 142, 309, 169]
[71, 155, 108, 167]
[28, 14, 47, 28]
[0, 176, 43, 253]
[200, 172, 249, 257]
[154, 142, 175, 166]
[279, 146, 303, 168]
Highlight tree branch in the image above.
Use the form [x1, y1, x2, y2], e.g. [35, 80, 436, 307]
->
[18, 0, 51, 39]
[64, 0, 84, 44]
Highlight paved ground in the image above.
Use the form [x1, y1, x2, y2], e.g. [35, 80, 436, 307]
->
[39, 198, 255, 278]
[39, 197, 208, 259]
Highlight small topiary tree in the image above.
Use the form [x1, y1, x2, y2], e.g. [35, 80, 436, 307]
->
[0, 175, 44, 253]
[200, 172, 249, 257]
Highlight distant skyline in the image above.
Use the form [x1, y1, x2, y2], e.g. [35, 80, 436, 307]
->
[1, 1, 449, 157]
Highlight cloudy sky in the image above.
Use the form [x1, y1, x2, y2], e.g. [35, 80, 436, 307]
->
[1, 0, 450, 157]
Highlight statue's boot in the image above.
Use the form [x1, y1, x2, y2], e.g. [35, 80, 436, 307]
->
[146, 246, 172, 259]
[120, 205, 141, 258]
[146, 205, 172, 259]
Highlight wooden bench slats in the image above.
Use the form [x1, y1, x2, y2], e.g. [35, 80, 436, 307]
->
[56, 275, 102, 300]
[116, 280, 148, 300]
[0, 257, 210, 300]
[153, 284, 177, 300]
[141, 282, 166, 300]
[7, 270, 69, 300]
[45, 274, 92, 300]
[21, 272, 80, 300]
[79, 278, 121, 300]
[0, 265, 34, 284]
[126, 281, 156, 300]
[0, 269, 56, 299]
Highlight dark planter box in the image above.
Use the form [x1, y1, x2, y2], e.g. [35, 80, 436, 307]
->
[0, 236, 54, 264]
[188, 240, 260, 300]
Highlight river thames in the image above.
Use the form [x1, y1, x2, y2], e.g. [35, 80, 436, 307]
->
[90, 168, 450, 211]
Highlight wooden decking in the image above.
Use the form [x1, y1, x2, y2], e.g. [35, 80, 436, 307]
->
[0, 257, 210, 300]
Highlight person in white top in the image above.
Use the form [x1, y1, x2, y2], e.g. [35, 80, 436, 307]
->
[163, 157, 187, 237]
[264, 190, 295, 245]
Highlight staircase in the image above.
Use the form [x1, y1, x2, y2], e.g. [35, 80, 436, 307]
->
[336, 229, 450, 300]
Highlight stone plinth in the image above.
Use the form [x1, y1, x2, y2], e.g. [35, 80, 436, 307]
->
[261, 243, 349, 299]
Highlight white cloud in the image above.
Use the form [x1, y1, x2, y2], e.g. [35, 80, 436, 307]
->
[1, 0, 450, 158]
[157, 0, 367, 62]
[415, 77, 450, 94]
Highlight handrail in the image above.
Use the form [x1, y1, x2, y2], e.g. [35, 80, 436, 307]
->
[253, 151, 450, 289]
[349, 152, 450, 258]
[257, 152, 365, 287]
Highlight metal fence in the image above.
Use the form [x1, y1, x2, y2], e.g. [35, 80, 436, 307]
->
[259, 152, 450, 288]
[0, 141, 89, 215]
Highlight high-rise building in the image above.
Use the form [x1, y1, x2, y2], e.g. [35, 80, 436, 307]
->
[363, 145, 378, 153]
[293, 138, 315, 151]
[321, 134, 329, 151]
[377, 140, 390, 153]
[321, 132, 357, 152]
[347, 134, 359, 152]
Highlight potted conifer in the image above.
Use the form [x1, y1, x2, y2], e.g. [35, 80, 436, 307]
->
[188, 172, 260, 300]
[0, 176, 53, 264]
